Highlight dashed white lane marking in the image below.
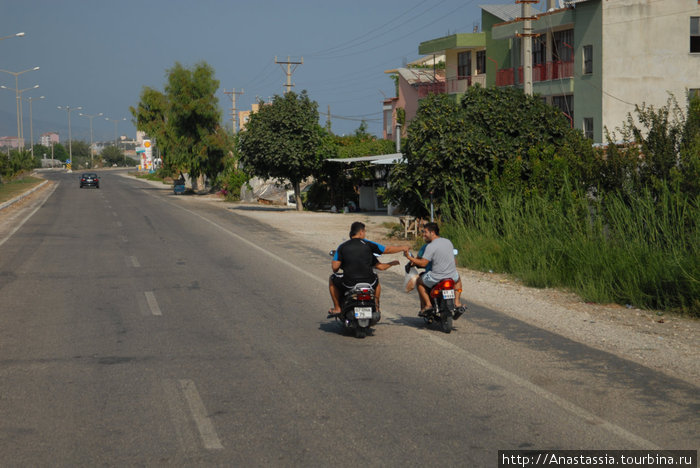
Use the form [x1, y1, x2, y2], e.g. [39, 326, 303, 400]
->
[116, 221, 123, 227]
[129, 256, 140, 267]
[112, 211, 118, 217]
[179, 379, 223, 450]
[144, 291, 162, 316]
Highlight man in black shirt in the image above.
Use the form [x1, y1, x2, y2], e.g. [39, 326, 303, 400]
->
[328, 221, 403, 315]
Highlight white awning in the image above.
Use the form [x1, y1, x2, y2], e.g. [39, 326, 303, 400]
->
[326, 153, 404, 164]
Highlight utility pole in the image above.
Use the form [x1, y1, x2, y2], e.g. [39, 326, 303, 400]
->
[275, 56, 303, 94]
[515, 0, 539, 96]
[326, 105, 331, 131]
[224, 88, 244, 133]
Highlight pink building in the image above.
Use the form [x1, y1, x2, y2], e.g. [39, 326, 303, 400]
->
[383, 56, 445, 141]
[40, 132, 59, 146]
[0, 136, 21, 149]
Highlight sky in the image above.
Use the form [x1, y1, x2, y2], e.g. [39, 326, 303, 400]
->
[0, 0, 537, 143]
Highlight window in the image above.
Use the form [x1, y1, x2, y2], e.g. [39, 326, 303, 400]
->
[385, 110, 393, 135]
[553, 29, 574, 62]
[552, 94, 574, 123]
[533, 36, 547, 66]
[583, 45, 593, 74]
[476, 50, 486, 74]
[583, 118, 594, 140]
[458, 51, 471, 77]
[692, 17, 700, 53]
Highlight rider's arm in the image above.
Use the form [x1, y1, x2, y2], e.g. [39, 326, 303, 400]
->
[382, 244, 409, 254]
[405, 251, 430, 268]
[331, 260, 341, 273]
[375, 260, 400, 270]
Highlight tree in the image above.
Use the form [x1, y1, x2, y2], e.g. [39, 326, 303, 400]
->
[130, 61, 230, 183]
[238, 91, 324, 210]
[101, 145, 126, 166]
[386, 88, 596, 217]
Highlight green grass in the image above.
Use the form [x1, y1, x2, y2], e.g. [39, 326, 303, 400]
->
[0, 176, 44, 204]
[443, 183, 700, 317]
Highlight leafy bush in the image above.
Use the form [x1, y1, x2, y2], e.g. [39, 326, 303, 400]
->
[387, 87, 596, 217]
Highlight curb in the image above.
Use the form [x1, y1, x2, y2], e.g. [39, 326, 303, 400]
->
[0, 179, 49, 211]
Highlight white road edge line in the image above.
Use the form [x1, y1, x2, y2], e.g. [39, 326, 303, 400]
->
[144, 291, 162, 316]
[179, 379, 224, 450]
[130, 256, 140, 268]
[164, 191, 660, 449]
[0, 181, 59, 248]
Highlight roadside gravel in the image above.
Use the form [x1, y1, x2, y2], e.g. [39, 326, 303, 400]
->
[3, 174, 698, 387]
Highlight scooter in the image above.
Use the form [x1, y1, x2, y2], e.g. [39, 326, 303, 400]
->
[327, 250, 381, 339]
[409, 248, 466, 334]
[421, 278, 460, 333]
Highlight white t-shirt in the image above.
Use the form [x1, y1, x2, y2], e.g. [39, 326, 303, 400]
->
[422, 237, 457, 279]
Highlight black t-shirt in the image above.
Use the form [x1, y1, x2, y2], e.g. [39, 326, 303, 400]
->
[336, 238, 381, 282]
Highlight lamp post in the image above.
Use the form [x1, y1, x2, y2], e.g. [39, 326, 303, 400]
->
[0, 32, 25, 41]
[57, 105, 82, 171]
[104, 117, 126, 146]
[23, 95, 44, 157]
[0, 66, 40, 149]
[79, 112, 102, 168]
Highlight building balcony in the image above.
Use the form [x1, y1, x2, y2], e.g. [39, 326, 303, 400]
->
[495, 60, 574, 87]
[416, 74, 486, 98]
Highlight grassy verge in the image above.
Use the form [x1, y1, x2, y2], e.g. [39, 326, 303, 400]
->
[443, 184, 700, 317]
[0, 176, 44, 204]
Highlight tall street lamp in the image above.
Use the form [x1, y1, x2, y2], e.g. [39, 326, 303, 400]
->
[23, 95, 44, 157]
[0, 66, 40, 149]
[79, 112, 103, 168]
[0, 32, 25, 41]
[0, 84, 39, 149]
[57, 105, 82, 170]
[104, 117, 126, 146]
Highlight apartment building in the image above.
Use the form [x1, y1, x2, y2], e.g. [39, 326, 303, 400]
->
[415, 0, 700, 143]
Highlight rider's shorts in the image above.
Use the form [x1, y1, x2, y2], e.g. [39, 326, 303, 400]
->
[331, 272, 378, 293]
[420, 271, 460, 289]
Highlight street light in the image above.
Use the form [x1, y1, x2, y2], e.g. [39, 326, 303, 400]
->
[22, 95, 45, 157]
[104, 117, 126, 146]
[0, 32, 25, 41]
[79, 112, 103, 168]
[57, 105, 82, 171]
[0, 66, 40, 150]
[0, 84, 39, 149]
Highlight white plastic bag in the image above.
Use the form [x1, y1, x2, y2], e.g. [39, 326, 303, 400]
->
[403, 266, 419, 292]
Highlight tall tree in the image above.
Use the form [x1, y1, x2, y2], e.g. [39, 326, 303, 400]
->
[238, 91, 323, 210]
[130, 61, 229, 182]
[166, 62, 226, 181]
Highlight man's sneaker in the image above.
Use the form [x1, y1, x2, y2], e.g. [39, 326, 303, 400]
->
[418, 308, 433, 318]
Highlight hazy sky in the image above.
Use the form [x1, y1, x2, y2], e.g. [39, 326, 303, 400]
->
[1, 0, 522, 142]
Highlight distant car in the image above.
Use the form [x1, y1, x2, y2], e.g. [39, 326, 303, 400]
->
[80, 173, 100, 189]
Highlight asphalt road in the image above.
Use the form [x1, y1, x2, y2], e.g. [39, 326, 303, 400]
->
[0, 170, 697, 466]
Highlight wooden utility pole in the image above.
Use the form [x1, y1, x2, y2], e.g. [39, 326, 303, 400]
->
[515, 0, 539, 96]
[275, 56, 303, 94]
[224, 88, 244, 133]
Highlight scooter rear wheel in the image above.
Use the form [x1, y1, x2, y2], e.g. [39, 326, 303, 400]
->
[355, 327, 367, 339]
[440, 311, 453, 333]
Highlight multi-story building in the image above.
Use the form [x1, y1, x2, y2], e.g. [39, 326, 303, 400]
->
[416, 0, 700, 143]
[382, 55, 445, 141]
[40, 132, 59, 146]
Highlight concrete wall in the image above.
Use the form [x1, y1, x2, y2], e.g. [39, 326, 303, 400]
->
[602, 0, 700, 136]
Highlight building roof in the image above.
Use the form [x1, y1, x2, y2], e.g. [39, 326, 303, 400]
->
[479, 4, 521, 22]
[397, 68, 444, 85]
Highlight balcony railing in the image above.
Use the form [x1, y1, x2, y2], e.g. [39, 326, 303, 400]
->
[495, 60, 574, 87]
[416, 74, 486, 98]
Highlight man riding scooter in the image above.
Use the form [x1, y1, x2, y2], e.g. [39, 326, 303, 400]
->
[404, 222, 466, 319]
[328, 222, 406, 317]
